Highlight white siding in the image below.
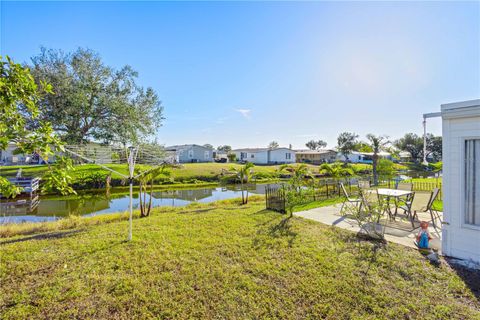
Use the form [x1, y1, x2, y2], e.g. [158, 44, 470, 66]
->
[442, 100, 480, 263]
[268, 149, 295, 164]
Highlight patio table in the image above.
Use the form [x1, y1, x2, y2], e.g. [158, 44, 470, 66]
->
[367, 188, 415, 225]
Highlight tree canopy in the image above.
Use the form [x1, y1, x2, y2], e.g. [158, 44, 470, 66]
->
[305, 139, 327, 150]
[394, 133, 441, 163]
[268, 141, 279, 149]
[29, 47, 164, 145]
[336, 132, 358, 162]
[217, 145, 232, 153]
[0, 55, 67, 197]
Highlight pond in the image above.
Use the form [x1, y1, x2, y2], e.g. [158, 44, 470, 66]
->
[0, 184, 273, 224]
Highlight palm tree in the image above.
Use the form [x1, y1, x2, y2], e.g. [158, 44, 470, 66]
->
[319, 163, 354, 179]
[279, 163, 312, 192]
[229, 162, 255, 204]
[366, 134, 389, 186]
[136, 165, 172, 217]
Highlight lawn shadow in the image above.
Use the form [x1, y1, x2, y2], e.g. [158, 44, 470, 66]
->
[446, 259, 480, 302]
[252, 212, 297, 248]
[0, 229, 85, 245]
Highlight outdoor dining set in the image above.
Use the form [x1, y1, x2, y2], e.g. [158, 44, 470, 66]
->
[340, 181, 442, 230]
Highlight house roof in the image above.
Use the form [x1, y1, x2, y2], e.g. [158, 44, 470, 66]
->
[232, 148, 269, 153]
[295, 149, 337, 155]
[232, 147, 294, 153]
[165, 144, 213, 151]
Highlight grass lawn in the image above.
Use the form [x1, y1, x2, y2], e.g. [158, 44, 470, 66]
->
[0, 163, 290, 182]
[1, 198, 478, 319]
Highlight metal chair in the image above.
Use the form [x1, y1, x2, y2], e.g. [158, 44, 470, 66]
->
[426, 188, 442, 229]
[401, 191, 433, 228]
[340, 183, 362, 214]
[358, 180, 371, 189]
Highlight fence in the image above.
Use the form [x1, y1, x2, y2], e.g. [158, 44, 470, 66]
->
[265, 185, 286, 213]
[265, 177, 443, 213]
[265, 179, 348, 214]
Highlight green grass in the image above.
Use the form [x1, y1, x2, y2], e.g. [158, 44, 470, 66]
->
[1, 199, 478, 319]
[0, 163, 284, 183]
[403, 177, 443, 184]
[292, 197, 344, 212]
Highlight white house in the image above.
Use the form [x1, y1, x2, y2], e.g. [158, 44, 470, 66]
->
[433, 99, 480, 263]
[336, 151, 393, 164]
[0, 143, 42, 165]
[165, 145, 213, 163]
[233, 148, 295, 165]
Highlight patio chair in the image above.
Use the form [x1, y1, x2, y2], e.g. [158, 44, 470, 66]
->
[426, 188, 442, 229]
[358, 180, 371, 189]
[400, 191, 433, 228]
[340, 183, 362, 214]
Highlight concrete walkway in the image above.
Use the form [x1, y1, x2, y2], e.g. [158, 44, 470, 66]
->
[294, 204, 442, 252]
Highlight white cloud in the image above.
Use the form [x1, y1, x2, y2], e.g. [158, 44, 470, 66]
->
[235, 108, 251, 119]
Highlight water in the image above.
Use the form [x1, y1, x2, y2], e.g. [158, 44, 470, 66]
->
[0, 184, 272, 224]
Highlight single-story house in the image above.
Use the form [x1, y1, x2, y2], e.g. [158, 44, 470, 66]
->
[336, 151, 393, 164]
[295, 149, 337, 164]
[232, 148, 296, 165]
[0, 143, 43, 165]
[165, 144, 213, 163]
[431, 99, 479, 263]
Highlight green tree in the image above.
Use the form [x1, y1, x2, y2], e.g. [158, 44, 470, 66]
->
[427, 135, 442, 162]
[279, 164, 312, 192]
[319, 163, 354, 179]
[354, 142, 373, 153]
[376, 159, 395, 180]
[227, 153, 236, 162]
[305, 139, 327, 150]
[136, 165, 171, 217]
[228, 162, 255, 204]
[268, 141, 279, 149]
[394, 133, 423, 163]
[217, 145, 232, 153]
[0, 56, 66, 197]
[337, 132, 358, 163]
[29, 47, 164, 145]
[366, 134, 389, 185]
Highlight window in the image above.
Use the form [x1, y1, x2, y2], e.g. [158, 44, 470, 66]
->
[465, 139, 480, 226]
[204, 151, 209, 159]
[188, 150, 194, 158]
[241, 152, 247, 159]
[251, 154, 254, 158]
[286, 153, 291, 160]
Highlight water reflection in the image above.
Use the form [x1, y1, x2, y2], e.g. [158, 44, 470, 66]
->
[0, 184, 271, 224]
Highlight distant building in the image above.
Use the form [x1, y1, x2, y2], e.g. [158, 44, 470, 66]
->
[165, 144, 213, 163]
[295, 149, 337, 164]
[336, 151, 393, 164]
[232, 148, 295, 165]
[0, 143, 42, 165]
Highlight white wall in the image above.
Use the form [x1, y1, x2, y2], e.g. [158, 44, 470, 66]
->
[269, 148, 295, 164]
[234, 151, 269, 164]
[442, 100, 480, 263]
[336, 153, 362, 163]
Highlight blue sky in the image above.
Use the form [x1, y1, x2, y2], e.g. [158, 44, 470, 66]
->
[1, 1, 479, 149]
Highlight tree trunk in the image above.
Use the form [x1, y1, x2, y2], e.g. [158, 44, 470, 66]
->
[139, 183, 144, 217]
[147, 178, 154, 216]
[241, 180, 245, 204]
[373, 154, 378, 186]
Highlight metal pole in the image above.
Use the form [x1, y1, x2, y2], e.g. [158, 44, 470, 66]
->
[127, 147, 138, 241]
[423, 116, 428, 165]
[128, 178, 133, 241]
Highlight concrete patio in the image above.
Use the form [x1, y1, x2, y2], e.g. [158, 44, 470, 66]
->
[295, 204, 442, 252]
